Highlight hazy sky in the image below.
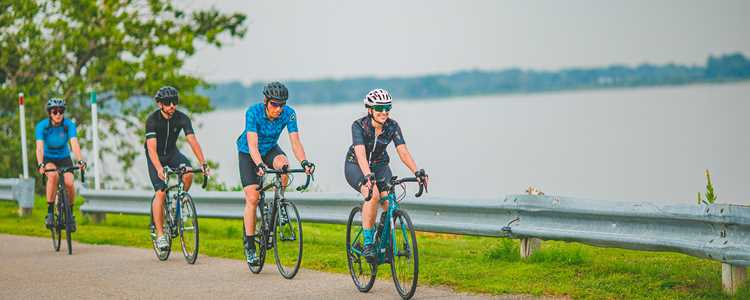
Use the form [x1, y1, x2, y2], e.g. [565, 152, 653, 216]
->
[182, 0, 750, 84]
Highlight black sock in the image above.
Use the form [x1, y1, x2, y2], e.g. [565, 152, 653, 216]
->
[47, 204, 53, 214]
[245, 235, 255, 249]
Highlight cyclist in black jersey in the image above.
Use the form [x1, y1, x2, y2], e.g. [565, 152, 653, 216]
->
[344, 88, 428, 263]
[144, 86, 210, 251]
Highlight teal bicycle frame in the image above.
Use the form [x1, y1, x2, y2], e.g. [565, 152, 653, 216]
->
[353, 176, 424, 265]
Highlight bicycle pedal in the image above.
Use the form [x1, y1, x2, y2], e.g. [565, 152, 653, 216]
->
[352, 242, 364, 252]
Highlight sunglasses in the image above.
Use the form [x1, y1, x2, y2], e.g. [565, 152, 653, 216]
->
[50, 108, 65, 115]
[268, 101, 286, 108]
[160, 99, 178, 106]
[371, 104, 392, 112]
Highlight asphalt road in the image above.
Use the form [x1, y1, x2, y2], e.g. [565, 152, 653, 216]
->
[0, 234, 557, 299]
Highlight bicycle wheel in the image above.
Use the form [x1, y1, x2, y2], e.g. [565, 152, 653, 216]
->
[273, 200, 302, 279]
[149, 197, 172, 261]
[390, 209, 419, 300]
[179, 193, 199, 264]
[346, 206, 376, 292]
[61, 190, 73, 255]
[246, 197, 267, 273]
[51, 196, 62, 252]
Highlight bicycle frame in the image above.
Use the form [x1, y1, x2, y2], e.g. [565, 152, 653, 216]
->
[163, 174, 185, 231]
[257, 167, 312, 241]
[160, 166, 206, 235]
[354, 176, 424, 265]
[374, 192, 400, 264]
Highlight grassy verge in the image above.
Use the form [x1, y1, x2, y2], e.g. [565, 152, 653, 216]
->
[0, 197, 747, 299]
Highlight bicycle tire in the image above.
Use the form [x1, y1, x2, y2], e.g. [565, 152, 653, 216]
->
[346, 206, 377, 292]
[61, 189, 73, 255]
[273, 200, 303, 279]
[51, 195, 62, 252]
[179, 193, 199, 264]
[390, 209, 419, 300]
[150, 197, 172, 261]
[246, 196, 267, 273]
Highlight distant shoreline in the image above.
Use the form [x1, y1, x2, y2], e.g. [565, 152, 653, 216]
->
[210, 78, 750, 111]
[201, 53, 750, 108]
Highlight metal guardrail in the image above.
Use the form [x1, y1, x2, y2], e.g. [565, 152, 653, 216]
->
[79, 190, 750, 267]
[0, 178, 35, 209]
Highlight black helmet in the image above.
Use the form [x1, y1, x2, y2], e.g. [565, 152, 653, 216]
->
[46, 97, 66, 111]
[263, 82, 288, 102]
[154, 86, 179, 104]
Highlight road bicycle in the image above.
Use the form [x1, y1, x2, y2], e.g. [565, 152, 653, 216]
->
[346, 175, 426, 299]
[45, 165, 84, 255]
[244, 165, 312, 279]
[149, 165, 207, 264]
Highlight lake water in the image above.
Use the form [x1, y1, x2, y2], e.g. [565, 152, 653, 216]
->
[132, 82, 749, 205]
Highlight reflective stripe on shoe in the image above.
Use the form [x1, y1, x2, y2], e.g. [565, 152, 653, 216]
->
[156, 235, 170, 250]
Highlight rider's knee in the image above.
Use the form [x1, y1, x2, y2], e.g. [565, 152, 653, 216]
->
[244, 186, 259, 204]
[370, 190, 381, 203]
[272, 155, 288, 169]
[184, 172, 194, 181]
[47, 172, 59, 181]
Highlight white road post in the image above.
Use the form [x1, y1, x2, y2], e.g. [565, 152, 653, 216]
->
[91, 91, 100, 190]
[19, 93, 29, 179]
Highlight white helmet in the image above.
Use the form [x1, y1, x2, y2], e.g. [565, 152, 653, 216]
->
[363, 88, 392, 107]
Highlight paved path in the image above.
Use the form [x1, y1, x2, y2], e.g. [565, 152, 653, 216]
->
[0, 234, 554, 299]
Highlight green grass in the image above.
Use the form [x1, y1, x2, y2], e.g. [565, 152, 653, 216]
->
[1, 197, 748, 299]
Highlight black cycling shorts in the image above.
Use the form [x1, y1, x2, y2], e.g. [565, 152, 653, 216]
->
[344, 160, 392, 193]
[238, 145, 287, 187]
[146, 151, 192, 191]
[43, 157, 74, 169]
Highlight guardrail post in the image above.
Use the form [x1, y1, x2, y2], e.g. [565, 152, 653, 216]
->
[722, 263, 747, 295]
[520, 238, 540, 258]
[85, 212, 106, 224]
[13, 178, 35, 217]
[520, 186, 543, 259]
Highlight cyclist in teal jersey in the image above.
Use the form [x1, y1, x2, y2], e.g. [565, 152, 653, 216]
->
[236, 82, 315, 265]
[35, 98, 86, 231]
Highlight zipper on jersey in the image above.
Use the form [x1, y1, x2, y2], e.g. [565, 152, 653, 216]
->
[164, 118, 170, 156]
[367, 126, 380, 167]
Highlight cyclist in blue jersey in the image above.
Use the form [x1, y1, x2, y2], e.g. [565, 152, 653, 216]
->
[35, 98, 86, 231]
[236, 81, 315, 265]
[344, 88, 428, 263]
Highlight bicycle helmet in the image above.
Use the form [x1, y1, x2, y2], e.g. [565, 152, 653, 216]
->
[154, 86, 179, 104]
[263, 81, 289, 102]
[363, 88, 392, 108]
[46, 97, 66, 111]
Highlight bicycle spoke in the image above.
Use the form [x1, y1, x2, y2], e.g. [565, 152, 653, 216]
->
[274, 201, 303, 279]
[346, 206, 376, 292]
[390, 210, 418, 299]
[179, 194, 199, 264]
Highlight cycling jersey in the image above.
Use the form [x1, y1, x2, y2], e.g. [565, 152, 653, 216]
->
[345, 116, 406, 166]
[144, 109, 195, 157]
[35, 118, 77, 159]
[236, 103, 298, 156]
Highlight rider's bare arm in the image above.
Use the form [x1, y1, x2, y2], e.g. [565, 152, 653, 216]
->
[146, 138, 163, 171]
[185, 134, 206, 166]
[288, 132, 307, 163]
[395, 144, 418, 174]
[246, 131, 264, 166]
[353, 145, 372, 176]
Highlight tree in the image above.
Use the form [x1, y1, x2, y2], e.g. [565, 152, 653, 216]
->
[0, 0, 246, 188]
